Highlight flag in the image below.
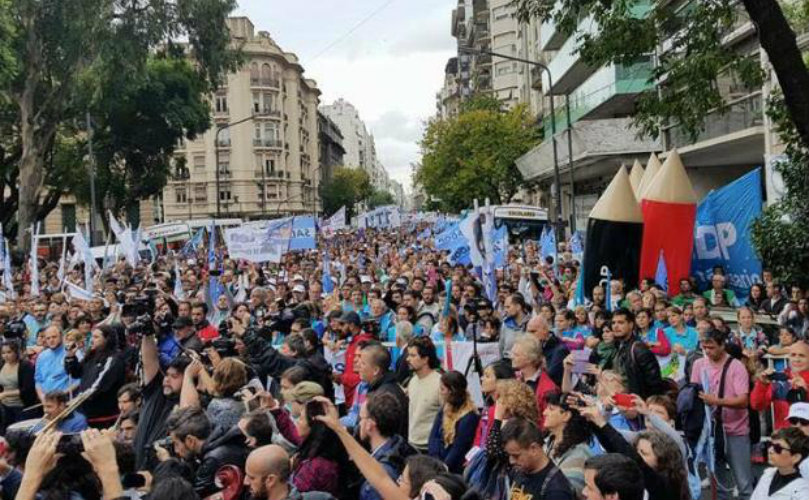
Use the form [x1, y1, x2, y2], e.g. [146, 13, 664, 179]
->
[29, 224, 40, 297]
[570, 231, 583, 261]
[72, 229, 95, 293]
[120, 227, 136, 267]
[602, 266, 613, 312]
[207, 222, 216, 271]
[181, 228, 204, 256]
[322, 251, 334, 294]
[132, 226, 143, 266]
[655, 250, 669, 293]
[64, 280, 94, 301]
[540, 226, 556, 263]
[108, 211, 124, 240]
[574, 265, 586, 306]
[173, 260, 186, 300]
[101, 234, 114, 271]
[148, 238, 159, 263]
[233, 272, 248, 303]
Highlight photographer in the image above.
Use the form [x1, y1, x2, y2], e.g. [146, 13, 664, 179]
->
[64, 324, 126, 428]
[164, 406, 249, 497]
[159, 316, 203, 367]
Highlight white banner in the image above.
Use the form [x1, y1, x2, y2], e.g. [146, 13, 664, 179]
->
[356, 205, 402, 229]
[446, 342, 501, 408]
[144, 222, 191, 240]
[224, 225, 288, 263]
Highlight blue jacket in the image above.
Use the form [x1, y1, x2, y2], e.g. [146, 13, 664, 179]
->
[359, 435, 415, 500]
[34, 345, 73, 394]
[427, 407, 480, 474]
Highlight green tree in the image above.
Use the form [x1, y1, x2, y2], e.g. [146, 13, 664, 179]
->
[366, 189, 395, 209]
[2, 0, 238, 247]
[416, 97, 540, 213]
[319, 167, 372, 220]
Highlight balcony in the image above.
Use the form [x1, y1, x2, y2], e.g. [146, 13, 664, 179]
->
[217, 169, 231, 179]
[257, 108, 282, 119]
[250, 77, 281, 89]
[252, 138, 283, 149]
[215, 138, 231, 147]
[544, 60, 654, 135]
[540, 2, 567, 52]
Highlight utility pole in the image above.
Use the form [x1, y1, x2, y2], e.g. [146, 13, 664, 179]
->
[86, 112, 98, 246]
[215, 114, 255, 218]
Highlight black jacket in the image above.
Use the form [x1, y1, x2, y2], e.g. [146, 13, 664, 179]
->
[64, 352, 126, 419]
[194, 425, 249, 497]
[542, 334, 570, 388]
[0, 360, 38, 409]
[367, 372, 409, 437]
[613, 336, 667, 399]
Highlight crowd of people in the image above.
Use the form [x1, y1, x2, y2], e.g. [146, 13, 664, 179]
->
[0, 223, 807, 500]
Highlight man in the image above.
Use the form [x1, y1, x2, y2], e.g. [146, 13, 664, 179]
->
[159, 316, 203, 366]
[703, 274, 738, 307]
[23, 302, 49, 351]
[191, 302, 219, 343]
[358, 342, 409, 436]
[751, 340, 809, 429]
[358, 393, 415, 500]
[117, 383, 142, 415]
[34, 325, 73, 402]
[336, 311, 374, 409]
[132, 331, 190, 470]
[582, 454, 645, 500]
[526, 315, 569, 387]
[690, 328, 752, 500]
[30, 391, 88, 433]
[672, 278, 697, 307]
[243, 445, 334, 500]
[118, 410, 139, 445]
[763, 281, 788, 316]
[165, 406, 249, 497]
[608, 309, 667, 398]
[369, 298, 396, 343]
[405, 337, 441, 452]
[499, 293, 529, 358]
[501, 418, 575, 500]
[692, 297, 711, 324]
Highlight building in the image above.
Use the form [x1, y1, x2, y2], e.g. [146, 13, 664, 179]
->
[317, 111, 345, 182]
[163, 17, 321, 222]
[489, 0, 521, 107]
[388, 180, 406, 207]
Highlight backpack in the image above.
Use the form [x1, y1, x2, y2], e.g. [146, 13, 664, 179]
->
[676, 382, 706, 447]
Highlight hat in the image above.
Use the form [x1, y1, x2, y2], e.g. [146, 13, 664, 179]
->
[339, 311, 362, 327]
[292, 284, 306, 294]
[172, 316, 194, 329]
[395, 277, 408, 286]
[282, 381, 324, 404]
[292, 274, 305, 282]
[360, 275, 372, 284]
[788, 402, 809, 422]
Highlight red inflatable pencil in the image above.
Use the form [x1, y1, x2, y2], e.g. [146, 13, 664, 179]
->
[638, 149, 697, 296]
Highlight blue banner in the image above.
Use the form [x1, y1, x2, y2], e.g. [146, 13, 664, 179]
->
[492, 225, 508, 268]
[289, 215, 316, 251]
[434, 221, 471, 266]
[691, 168, 762, 299]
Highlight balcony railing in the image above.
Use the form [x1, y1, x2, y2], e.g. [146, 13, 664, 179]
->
[663, 92, 763, 149]
[216, 138, 231, 147]
[253, 138, 283, 148]
[250, 77, 281, 88]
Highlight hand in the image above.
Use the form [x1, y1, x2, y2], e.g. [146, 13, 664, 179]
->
[186, 359, 203, 378]
[153, 442, 171, 462]
[24, 431, 62, 478]
[311, 396, 341, 431]
[420, 480, 452, 500]
[563, 353, 574, 371]
[80, 428, 118, 474]
[257, 390, 279, 411]
[699, 392, 721, 407]
[757, 368, 775, 384]
[205, 347, 222, 368]
[632, 395, 649, 415]
[792, 375, 808, 391]
[578, 404, 607, 428]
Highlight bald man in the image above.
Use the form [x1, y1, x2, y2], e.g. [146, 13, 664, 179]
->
[527, 315, 568, 387]
[244, 445, 292, 500]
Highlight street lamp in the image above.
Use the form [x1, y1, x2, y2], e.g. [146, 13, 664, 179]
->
[458, 46, 577, 236]
[215, 114, 255, 218]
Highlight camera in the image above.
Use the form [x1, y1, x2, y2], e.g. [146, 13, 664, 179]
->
[124, 297, 156, 337]
[154, 436, 173, 450]
[210, 337, 238, 358]
[56, 433, 84, 455]
[4, 320, 27, 339]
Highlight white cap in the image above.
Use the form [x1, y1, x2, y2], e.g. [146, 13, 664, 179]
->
[360, 275, 372, 284]
[292, 274, 305, 282]
[788, 402, 809, 422]
[292, 284, 306, 294]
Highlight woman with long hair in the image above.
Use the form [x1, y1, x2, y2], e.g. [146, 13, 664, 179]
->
[291, 395, 348, 498]
[64, 324, 126, 428]
[0, 339, 38, 432]
[180, 356, 248, 435]
[746, 283, 766, 312]
[542, 392, 594, 496]
[473, 360, 515, 448]
[428, 370, 480, 473]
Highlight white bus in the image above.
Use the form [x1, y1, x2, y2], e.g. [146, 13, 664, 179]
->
[491, 205, 549, 242]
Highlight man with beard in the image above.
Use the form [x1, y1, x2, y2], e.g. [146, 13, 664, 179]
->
[191, 303, 219, 343]
[132, 332, 190, 470]
[416, 284, 440, 333]
[358, 392, 415, 500]
[243, 445, 335, 500]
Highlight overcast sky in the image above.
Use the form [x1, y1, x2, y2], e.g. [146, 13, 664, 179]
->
[233, 0, 457, 193]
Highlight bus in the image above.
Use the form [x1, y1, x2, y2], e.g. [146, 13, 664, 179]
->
[491, 205, 549, 242]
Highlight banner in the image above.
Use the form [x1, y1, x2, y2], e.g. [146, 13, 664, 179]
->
[492, 225, 508, 269]
[357, 206, 401, 229]
[434, 221, 470, 266]
[321, 206, 346, 238]
[288, 215, 316, 251]
[224, 225, 288, 263]
[691, 168, 762, 299]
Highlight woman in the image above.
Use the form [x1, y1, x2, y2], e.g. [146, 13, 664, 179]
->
[64, 324, 126, 428]
[636, 308, 671, 357]
[663, 306, 699, 356]
[734, 307, 767, 352]
[510, 334, 558, 429]
[0, 339, 38, 432]
[542, 392, 593, 496]
[746, 283, 766, 312]
[473, 360, 515, 448]
[573, 306, 593, 339]
[428, 370, 479, 473]
[750, 427, 809, 500]
[291, 399, 346, 498]
[180, 356, 248, 435]
[556, 310, 584, 351]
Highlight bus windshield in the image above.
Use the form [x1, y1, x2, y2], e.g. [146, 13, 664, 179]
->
[492, 205, 549, 243]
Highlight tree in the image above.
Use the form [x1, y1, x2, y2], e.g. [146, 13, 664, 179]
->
[366, 189, 395, 209]
[319, 167, 372, 220]
[2, 0, 238, 248]
[513, 1, 809, 157]
[416, 97, 540, 213]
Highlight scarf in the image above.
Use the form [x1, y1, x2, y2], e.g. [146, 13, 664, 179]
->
[442, 398, 477, 446]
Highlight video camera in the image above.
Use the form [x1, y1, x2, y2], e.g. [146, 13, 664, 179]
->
[4, 319, 27, 339]
[122, 296, 155, 337]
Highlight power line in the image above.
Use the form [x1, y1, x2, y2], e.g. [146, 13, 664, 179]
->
[309, 0, 398, 61]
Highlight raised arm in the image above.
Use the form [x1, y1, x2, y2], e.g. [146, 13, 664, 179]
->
[141, 334, 160, 386]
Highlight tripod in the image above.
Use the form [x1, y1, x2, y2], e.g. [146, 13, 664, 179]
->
[463, 315, 484, 379]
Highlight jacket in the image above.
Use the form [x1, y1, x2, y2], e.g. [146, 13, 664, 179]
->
[0, 360, 38, 408]
[613, 336, 667, 398]
[64, 352, 126, 420]
[194, 425, 249, 497]
[751, 369, 809, 429]
[367, 371, 409, 437]
[542, 334, 569, 388]
[751, 467, 809, 500]
[762, 296, 788, 316]
[499, 314, 529, 358]
[283, 486, 337, 500]
[360, 435, 416, 500]
[428, 406, 479, 474]
[342, 332, 375, 408]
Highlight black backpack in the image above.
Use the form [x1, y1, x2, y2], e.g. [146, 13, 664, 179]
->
[676, 382, 706, 447]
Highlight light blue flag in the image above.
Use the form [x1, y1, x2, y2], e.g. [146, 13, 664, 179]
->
[574, 265, 586, 306]
[173, 260, 186, 300]
[181, 228, 204, 256]
[492, 225, 508, 268]
[289, 215, 316, 251]
[322, 251, 334, 294]
[208, 222, 216, 271]
[655, 250, 669, 293]
[540, 226, 556, 262]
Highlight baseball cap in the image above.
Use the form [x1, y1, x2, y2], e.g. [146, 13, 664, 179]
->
[172, 316, 194, 329]
[788, 402, 809, 423]
[292, 284, 306, 294]
[360, 275, 372, 284]
[339, 311, 362, 327]
[292, 274, 305, 282]
[282, 381, 324, 404]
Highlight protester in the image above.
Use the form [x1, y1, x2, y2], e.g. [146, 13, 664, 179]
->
[405, 336, 441, 453]
[750, 428, 809, 500]
[427, 370, 479, 473]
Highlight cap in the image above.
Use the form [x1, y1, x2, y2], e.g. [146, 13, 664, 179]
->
[282, 381, 324, 404]
[360, 275, 372, 284]
[339, 311, 362, 327]
[788, 402, 809, 421]
[292, 284, 306, 294]
[292, 274, 305, 282]
[172, 316, 194, 329]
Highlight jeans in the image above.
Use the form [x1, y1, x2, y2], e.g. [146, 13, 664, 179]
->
[715, 434, 753, 500]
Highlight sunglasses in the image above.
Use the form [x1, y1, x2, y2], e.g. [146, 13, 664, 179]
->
[770, 442, 793, 454]
[788, 417, 809, 427]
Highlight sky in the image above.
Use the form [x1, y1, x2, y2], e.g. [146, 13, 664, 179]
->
[233, 0, 458, 193]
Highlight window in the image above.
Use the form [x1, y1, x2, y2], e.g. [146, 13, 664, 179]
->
[215, 95, 228, 114]
[61, 204, 77, 233]
[217, 127, 230, 147]
[261, 63, 273, 85]
[175, 188, 188, 203]
[218, 190, 232, 201]
[194, 184, 207, 202]
[218, 155, 230, 177]
[263, 93, 275, 113]
[264, 157, 275, 174]
[253, 92, 261, 113]
[250, 63, 259, 84]
[193, 155, 205, 170]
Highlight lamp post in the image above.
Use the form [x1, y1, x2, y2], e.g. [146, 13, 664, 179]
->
[215, 115, 255, 218]
[458, 46, 577, 238]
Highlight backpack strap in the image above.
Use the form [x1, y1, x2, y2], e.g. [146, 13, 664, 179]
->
[714, 357, 733, 424]
[539, 464, 562, 498]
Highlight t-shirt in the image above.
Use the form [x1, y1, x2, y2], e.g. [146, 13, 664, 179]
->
[407, 370, 441, 448]
[690, 354, 749, 436]
[664, 325, 699, 352]
[509, 463, 575, 500]
[133, 373, 179, 469]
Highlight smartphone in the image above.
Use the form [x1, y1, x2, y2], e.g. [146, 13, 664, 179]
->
[306, 400, 325, 418]
[121, 472, 147, 489]
[571, 350, 591, 375]
[613, 393, 635, 408]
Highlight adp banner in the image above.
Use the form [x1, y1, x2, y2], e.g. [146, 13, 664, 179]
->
[691, 168, 762, 299]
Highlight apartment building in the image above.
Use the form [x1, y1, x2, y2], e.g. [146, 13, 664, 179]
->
[318, 111, 345, 183]
[163, 17, 321, 222]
